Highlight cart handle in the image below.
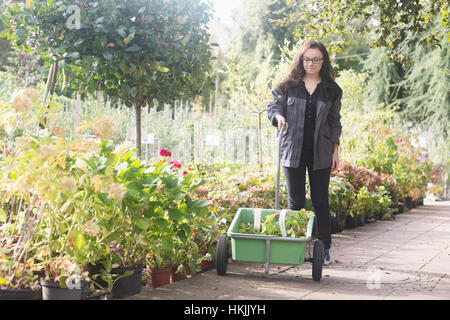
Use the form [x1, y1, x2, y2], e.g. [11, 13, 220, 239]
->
[275, 126, 285, 210]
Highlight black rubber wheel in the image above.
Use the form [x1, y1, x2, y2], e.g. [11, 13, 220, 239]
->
[216, 234, 229, 275]
[312, 240, 323, 281]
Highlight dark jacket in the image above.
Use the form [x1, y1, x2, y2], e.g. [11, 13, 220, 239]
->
[267, 78, 343, 170]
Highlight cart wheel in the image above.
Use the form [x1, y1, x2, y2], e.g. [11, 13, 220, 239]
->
[216, 234, 229, 276]
[312, 240, 323, 281]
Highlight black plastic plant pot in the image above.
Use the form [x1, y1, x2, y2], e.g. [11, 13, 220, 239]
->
[41, 280, 89, 300]
[345, 214, 357, 229]
[337, 212, 346, 232]
[0, 286, 42, 300]
[356, 213, 366, 227]
[87, 262, 108, 289]
[405, 197, 413, 210]
[111, 265, 144, 299]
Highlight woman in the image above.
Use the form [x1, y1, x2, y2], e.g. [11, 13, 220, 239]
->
[267, 40, 343, 265]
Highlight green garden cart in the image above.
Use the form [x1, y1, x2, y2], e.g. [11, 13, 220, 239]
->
[216, 127, 324, 281]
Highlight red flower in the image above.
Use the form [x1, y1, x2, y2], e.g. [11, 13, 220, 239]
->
[170, 160, 181, 168]
[159, 149, 171, 157]
[183, 170, 188, 175]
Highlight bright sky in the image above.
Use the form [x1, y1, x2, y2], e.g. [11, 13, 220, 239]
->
[211, 0, 243, 27]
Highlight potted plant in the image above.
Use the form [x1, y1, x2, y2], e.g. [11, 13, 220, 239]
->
[0, 244, 42, 300]
[330, 177, 355, 230]
[39, 256, 89, 300]
[146, 234, 179, 288]
[191, 212, 225, 272]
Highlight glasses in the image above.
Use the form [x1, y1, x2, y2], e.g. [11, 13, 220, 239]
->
[302, 57, 323, 64]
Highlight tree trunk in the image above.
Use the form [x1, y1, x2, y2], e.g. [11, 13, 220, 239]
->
[134, 102, 143, 158]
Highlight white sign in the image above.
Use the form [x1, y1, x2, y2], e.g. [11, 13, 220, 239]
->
[205, 134, 221, 146]
[146, 133, 155, 144]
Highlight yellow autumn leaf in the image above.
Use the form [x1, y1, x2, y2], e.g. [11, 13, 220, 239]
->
[25, 117, 39, 126]
[57, 155, 66, 169]
[74, 120, 94, 133]
[48, 100, 64, 112]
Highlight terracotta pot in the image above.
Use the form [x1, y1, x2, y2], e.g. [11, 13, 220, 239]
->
[183, 261, 191, 276]
[170, 266, 187, 283]
[200, 258, 216, 272]
[148, 266, 172, 288]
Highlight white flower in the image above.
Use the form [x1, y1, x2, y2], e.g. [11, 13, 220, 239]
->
[90, 175, 104, 192]
[11, 90, 33, 113]
[108, 183, 126, 201]
[73, 158, 88, 171]
[92, 116, 116, 140]
[50, 126, 65, 137]
[113, 141, 135, 158]
[38, 145, 54, 160]
[115, 161, 128, 174]
[82, 220, 101, 237]
[15, 136, 32, 151]
[21, 88, 40, 102]
[60, 176, 77, 194]
[69, 138, 100, 154]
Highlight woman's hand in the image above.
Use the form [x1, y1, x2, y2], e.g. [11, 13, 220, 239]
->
[331, 143, 340, 172]
[275, 114, 288, 131]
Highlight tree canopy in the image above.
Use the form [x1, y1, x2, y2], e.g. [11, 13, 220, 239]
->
[1, 0, 216, 154]
[279, 0, 448, 62]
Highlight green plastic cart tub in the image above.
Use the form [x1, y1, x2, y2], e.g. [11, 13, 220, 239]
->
[227, 208, 315, 271]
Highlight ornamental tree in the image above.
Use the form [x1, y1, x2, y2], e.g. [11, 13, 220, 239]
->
[1, 0, 215, 156]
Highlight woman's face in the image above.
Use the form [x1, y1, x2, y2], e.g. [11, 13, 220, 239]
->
[302, 48, 324, 77]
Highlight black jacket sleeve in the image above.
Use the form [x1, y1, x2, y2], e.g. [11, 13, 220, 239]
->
[329, 86, 343, 145]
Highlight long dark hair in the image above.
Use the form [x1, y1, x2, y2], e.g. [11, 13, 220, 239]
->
[278, 40, 336, 91]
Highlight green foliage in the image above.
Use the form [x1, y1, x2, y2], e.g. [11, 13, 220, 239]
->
[0, 20, 11, 72]
[329, 177, 355, 222]
[237, 209, 314, 238]
[280, 0, 448, 62]
[1, 0, 215, 154]
[229, 0, 297, 62]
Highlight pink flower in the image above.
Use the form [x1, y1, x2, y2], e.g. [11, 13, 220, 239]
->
[170, 160, 181, 168]
[3, 148, 9, 156]
[183, 171, 188, 175]
[159, 149, 171, 157]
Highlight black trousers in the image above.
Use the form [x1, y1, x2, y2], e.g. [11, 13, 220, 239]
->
[282, 147, 332, 249]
